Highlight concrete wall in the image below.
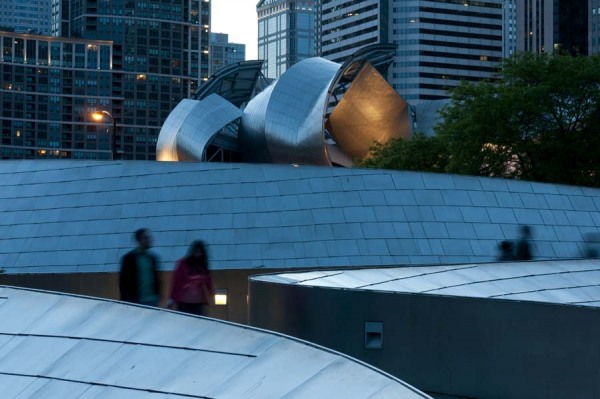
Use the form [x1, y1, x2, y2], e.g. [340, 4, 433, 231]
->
[0, 268, 283, 324]
[248, 280, 600, 399]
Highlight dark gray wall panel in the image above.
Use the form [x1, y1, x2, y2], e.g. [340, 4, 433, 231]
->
[248, 277, 600, 399]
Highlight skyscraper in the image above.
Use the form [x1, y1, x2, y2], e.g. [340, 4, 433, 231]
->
[63, 0, 210, 160]
[317, 0, 387, 63]
[0, 0, 52, 35]
[257, 0, 316, 79]
[504, 0, 518, 58]
[592, 0, 600, 54]
[516, 0, 589, 55]
[210, 33, 245, 74]
[318, 0, 504, 103]
[1, 0, 210, 160]
[1, 30, 117, 159]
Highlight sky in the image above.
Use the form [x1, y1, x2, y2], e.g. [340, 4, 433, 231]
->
[211, 0, 259, 60]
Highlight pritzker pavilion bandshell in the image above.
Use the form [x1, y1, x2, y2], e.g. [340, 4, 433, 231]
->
[156, 45, 412, 166]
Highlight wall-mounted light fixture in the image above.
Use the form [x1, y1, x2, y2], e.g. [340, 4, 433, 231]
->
[214, 289, 228, 306]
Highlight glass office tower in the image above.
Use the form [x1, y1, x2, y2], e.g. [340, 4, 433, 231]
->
[317, 0, 387, 63]
[257, 0, 316, 79]
[517, 0, 589, 55]
[318, 0, 503, 103]
[210, 33, 245, 74]
[389, 0, 503, 102]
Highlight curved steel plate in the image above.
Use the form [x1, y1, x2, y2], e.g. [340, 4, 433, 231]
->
[156, 99, 198, 161]
[157, 95, 242, 162]
[238, 83, 276, 163]
[326, 63, 411, 160]
[264, 58, 340, 165]
[252, 260, 600, 307]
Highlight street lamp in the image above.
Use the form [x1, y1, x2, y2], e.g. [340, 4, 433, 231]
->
[91, 110, 117, 160]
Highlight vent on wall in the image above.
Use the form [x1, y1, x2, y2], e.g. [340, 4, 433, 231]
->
[365, 321, 383, 349]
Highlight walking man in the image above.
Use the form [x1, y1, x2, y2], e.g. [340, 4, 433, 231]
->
[119, 228, 161, 306]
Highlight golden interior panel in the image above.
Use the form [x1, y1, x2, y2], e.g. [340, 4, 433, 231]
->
[326, 63, 412, 161]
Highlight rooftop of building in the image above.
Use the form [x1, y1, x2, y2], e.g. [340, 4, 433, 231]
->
[1, 160, 599, 275]
[0, 285, 430, 398]
[252, 259, 600, 308]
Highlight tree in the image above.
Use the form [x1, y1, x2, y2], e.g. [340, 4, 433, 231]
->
[437, 52, 600, 187]
[358, 133, 449, 173]
[361, 53, 600, 187]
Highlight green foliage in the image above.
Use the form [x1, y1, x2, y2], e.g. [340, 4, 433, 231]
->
[361, 52, 600, 187]
[358, 133, 449, 173]
[439, 52, 600, 187]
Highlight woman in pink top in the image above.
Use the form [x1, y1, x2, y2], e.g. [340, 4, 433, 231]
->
[168, 240, 214, 316]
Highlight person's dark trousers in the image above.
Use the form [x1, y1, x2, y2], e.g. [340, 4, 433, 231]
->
[177, 302, 208, 316]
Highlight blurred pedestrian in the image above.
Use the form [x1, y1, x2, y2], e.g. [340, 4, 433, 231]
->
[168, 240, 214, 316]
[582, 232, 600, 258]
[119, 228, 161, 306]
[515, 225, 533, 261]
[497, 240, 514, 261]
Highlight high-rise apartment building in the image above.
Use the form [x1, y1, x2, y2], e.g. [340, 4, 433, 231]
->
[318, 0, 503, 103]
[64, 0, 210, 160]
[210, 33, 245, 74]
[517, 0, 589, 55]
[1, 0, 209, 160]
[0, 0, 52, 35]
[257, 0, 316, 79]
[1, 31, 117, 159]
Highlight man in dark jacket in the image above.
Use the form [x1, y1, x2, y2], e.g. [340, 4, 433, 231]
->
[515, 225, 533, 261]
[119, 228, 161, 305]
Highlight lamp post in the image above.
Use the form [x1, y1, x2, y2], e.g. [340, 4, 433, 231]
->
[91, 110, 117, 160]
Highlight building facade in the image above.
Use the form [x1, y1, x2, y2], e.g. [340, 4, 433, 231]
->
[390, 0, 504, 102]
[317, 0, 503, 103]
[210, 32, 245, 74]
[593, 0, 600, 54]
[504, 0, 518, 58]
[0, 31, 119, 159]
[516, 0, 589, 55]
[257, 0, 316, 79]
[317, 0, 387, 63]
[0, 0, 53, 35]
[63, 0, 210, 160]
[0, 0, 210, 161]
